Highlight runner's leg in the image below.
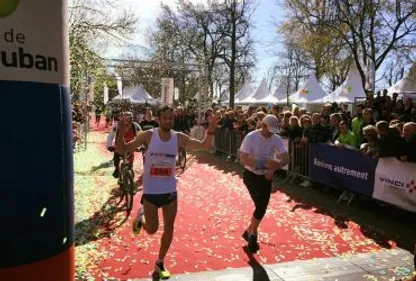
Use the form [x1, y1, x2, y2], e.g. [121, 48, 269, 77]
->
[142, 198, 159, 234]
[158, 198, 177, 261]
[248, 190, 271, 235]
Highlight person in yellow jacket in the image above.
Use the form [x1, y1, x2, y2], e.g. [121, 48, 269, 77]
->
[335, 121, 358, 149]
[351, 104, 364, 142]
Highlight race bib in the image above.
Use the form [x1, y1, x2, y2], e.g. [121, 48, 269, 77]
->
[150, 165, 173, 177]
[149, 153, 175, 178]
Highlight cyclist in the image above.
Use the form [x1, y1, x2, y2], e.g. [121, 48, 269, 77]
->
[107, 112, 142, 178]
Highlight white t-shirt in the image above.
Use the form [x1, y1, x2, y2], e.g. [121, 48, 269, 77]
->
[239, 130, 288, 175]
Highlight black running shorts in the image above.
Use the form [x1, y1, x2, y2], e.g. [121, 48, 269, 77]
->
[141, 192, 178, 208]
[243, 169, 272, 220]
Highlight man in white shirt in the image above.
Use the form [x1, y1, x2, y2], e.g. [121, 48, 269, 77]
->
[239, 114, 290, 253]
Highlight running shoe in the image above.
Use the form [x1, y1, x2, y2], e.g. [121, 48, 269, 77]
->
[155, 260, 171, 280]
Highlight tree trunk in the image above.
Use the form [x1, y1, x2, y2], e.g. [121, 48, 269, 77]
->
[229, 6, 237, 109]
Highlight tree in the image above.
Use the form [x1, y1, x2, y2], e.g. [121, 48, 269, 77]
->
[68, 0, 137, 100]
[147, 0, 256, 107]
[216, 0, 256, 108]
[281, 0, 416, 92]
[381, 50, 415, 86]
[274, 42, 307, 100]
[149, 1, 226, 99]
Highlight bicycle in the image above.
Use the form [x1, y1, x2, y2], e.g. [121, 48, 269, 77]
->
[177, 146, 187, 170]
[117, 150, 138, 212]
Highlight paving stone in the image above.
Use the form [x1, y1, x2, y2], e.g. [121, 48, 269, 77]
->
[266, 257, 359, 278]
[130, 249, 415, 281]
[345, 249, 414, 271]
[365, 266, 415, 281]
[283, 270, 368, 281]
[177, 266, 283, 281]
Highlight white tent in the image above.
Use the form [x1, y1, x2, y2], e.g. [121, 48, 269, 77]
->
[235, 82, 255, 104]
[387, 63, 416, 97]
[193, 92, 200, 100]
[218, 91, 230, 104]
[258, 78, 289, 104]
[112, 85, 157, 104]
[238, 79, 270, 104]
[323, 69, 366, 103]
[280, 73, 328, 106]
[193, 92, 212, 103]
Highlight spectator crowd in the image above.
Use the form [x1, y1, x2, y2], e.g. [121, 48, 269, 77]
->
[209, 90, 416, 163]
[72, 89, 416, 163]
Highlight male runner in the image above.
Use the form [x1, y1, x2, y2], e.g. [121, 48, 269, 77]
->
[239, 114, 290, 252]
[116, 105, 217, 279]
[107, 112, 142, 178]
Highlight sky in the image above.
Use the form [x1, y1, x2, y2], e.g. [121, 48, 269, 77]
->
[102, 0, 410, 92]
[103, 0, 285, 86]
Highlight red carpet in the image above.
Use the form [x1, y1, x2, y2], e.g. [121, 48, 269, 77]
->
[81, 118, 393, 280]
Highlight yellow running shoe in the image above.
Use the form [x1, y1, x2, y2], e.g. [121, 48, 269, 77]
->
[155, 261, 171, 280]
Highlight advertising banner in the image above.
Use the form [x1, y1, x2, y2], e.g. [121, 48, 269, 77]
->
[161, 78, 174, 105]
[373, 158, 416, 212]
[0, 0, 74, 280]
[309, 144, 376, 196]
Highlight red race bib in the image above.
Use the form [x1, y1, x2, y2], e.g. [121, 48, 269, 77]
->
[150, 166, 173, 177]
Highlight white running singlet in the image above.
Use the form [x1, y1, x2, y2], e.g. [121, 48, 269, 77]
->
[143, 129, 178, 194]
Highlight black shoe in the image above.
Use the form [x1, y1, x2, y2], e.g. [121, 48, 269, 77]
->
[112, 169, 119, 178]
[248, 234, 260, 253]
[242, 230, 249, 242]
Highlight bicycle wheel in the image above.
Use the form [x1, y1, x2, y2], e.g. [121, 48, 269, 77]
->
[179, 148, 187, 170]
[123, 168, 135, 212]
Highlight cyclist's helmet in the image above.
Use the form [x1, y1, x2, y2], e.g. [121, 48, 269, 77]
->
[122, 111, 134, 121]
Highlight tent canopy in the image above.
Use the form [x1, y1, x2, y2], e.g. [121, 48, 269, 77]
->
[235, 82, 255, 104]
[218, 90, 230, 104]
[387, 63, 416, 97]
[258, 78, 289, 104]
[280, 73, 328, 105]
[238, 79, 270, 104]
[323, 69, 366, 103]
[193, 92, 200, 100]
[112, 85, 156, 104]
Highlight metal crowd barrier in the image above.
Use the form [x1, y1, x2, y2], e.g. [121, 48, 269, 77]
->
[212, 130, 416, 209]
[214, 129, 244, 162]
[214, 129, 311, 180]
[285, 140, 310, 183]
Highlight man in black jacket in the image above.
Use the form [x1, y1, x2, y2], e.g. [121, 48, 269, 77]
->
[329, 113, 342, 143]
[173, 107, 190, 134]
[403, 122, 416, 163]
[306, 113, 329, 143]
[375, 121, 406, 160]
